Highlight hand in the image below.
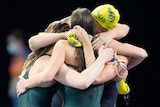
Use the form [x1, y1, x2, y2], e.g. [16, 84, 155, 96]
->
[92, 32, 113, 50]
[98, 45, 114, 63]
[73, 25, 90, 44]
[16, 75, 28, 97]
[67, 25, 90, 44]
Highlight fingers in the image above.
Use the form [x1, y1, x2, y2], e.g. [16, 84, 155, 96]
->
[94, 33, 100, 38]
[73, 25, 81, 29]
[16, 76, 27, 97]
[16, 83, 20, 97]
[16, 84, 26, 97]
[73, 25, 79, 29]
[98, 46, 114, 63]
[98, 45, 105, 50]
[17, 89, 24, 97]
[92, 37, 105, 50]
[17, 89, 20, 97]
[16, 81, 21, 97]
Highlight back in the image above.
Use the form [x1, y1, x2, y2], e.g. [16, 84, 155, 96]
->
[54, 40, 104, 107]
[60, 83, 104, 107]
[18, 54, 60, 107]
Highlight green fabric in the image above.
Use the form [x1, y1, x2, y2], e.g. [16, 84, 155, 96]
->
[60, 84, 104, 107]
[18, 71, 59, 107]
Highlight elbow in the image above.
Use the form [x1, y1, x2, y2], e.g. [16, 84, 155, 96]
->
[78, 81, 91, 90]
[77, 79, 95, 90]
[42, 78, 53, 83]
[118, 24, 130, 38]
[143, 50, 148, 58]
[93, 78, 101, 85]
[41, 73, 54, 83]
[93, 72, 114, 85]
[140, 49, 148, 59]
[28, 37, 38, 51]
[93, 77, 105, 85]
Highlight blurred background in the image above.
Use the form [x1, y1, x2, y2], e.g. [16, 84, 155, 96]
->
[1, 0, 155, 107]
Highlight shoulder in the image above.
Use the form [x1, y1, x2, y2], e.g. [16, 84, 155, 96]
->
[56, 40, 68, 45]
[32, 55, 50, 72]
[55, 40, 73, 48]
[35, 55, 50, 65]
[116, 23, 130, 31]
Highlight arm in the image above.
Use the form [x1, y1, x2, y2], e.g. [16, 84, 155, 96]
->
[17, 45, 114, 95]
[107, 40, 148, 70]
[72, 25, 96, 67]
[17, 26, 114, 92]
[54, 46, 114, 89]
[42, 26, 113, 89]
[92, 23, 130, 50]
[42, 25, 97, 82]
[93, 55, 129, 84]
[55, 25, 113, 88]
[18, 40, 66, 89]
[28, 32, 66, 51]
[110, 23, 130, 40]
[16, 40, 66, 97]
[93, 39, 148, 84]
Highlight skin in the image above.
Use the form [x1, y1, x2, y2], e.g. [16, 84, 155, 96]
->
[17, 8, 148, 99]
[28, 21, 148, 82]
[16, 25, 116, 97]
[92, 21, 148, 81]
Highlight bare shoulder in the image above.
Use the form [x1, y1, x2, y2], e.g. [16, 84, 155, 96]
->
[55, 39, 73, 48]
[30, 56, 50, 74]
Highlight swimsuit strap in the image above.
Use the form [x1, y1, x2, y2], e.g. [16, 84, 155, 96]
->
[65, 63, 78, 70]
[40, 53, 51, 57]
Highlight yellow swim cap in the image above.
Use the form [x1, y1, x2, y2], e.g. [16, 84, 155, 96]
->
[92, 4, 120, 30]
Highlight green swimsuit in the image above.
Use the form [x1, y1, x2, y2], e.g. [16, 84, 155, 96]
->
[18, 71, 59, 107]
[59, 63, 104, 107]
[59, 84, 104, 107]
[18, 54, 60, 107]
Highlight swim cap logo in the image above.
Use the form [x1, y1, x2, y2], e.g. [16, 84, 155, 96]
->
[108, 7, 115, 22]
[95, 7, 115, 24]
[97, 12, 106, 23]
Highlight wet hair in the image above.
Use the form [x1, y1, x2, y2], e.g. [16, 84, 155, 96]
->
[71, 7, 96, 36]
[70, 7, 96, 72]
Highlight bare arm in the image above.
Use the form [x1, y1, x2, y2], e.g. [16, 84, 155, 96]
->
[17, 26, 115, 93]
[92, 38, 148, 84]
[18, 40, 66, 90]
[28, 32, 66, 51]
[54, 26, 113, 89]
[17, 43, 114, 96]
[16, 39, 66, 97]
[108, 40, 148, 70]
[54, 46, 114, 89]
[93, 55, 129, 84]
[92, 23, 130, 50]
[73, 25, 96, 67]
[110, 23, 130, 40]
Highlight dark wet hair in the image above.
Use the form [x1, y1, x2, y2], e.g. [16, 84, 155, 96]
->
[70, 7, 96, 72]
